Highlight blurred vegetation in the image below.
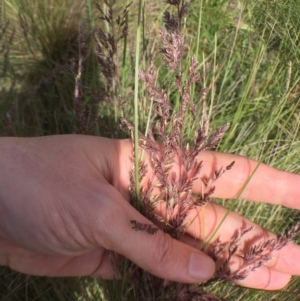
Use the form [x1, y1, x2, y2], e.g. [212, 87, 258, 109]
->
[1, 0, 300, 300]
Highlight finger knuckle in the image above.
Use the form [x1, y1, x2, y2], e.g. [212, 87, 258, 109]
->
[153, 232, 174, 270]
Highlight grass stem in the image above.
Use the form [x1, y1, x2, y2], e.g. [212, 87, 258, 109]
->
[133, 0, 144, 207]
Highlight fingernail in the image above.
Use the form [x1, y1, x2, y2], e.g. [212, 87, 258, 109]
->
[189, 253, 215, 281]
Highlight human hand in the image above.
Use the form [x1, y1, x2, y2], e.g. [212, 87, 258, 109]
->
[0, 135, 299, 290]
[0, 135, 214, 282]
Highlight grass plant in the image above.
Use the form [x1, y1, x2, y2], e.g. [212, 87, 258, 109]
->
[1, 0, 300, 300]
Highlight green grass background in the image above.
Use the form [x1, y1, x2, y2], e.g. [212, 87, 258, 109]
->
[1, 0, 300, 300]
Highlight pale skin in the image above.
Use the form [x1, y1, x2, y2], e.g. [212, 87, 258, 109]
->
[0, 135, 300, 290]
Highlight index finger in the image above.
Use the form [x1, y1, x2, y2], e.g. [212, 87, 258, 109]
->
[196, 151, 300, 209]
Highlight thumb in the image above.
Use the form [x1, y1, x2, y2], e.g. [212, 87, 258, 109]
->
[103, 194, 215, 283]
